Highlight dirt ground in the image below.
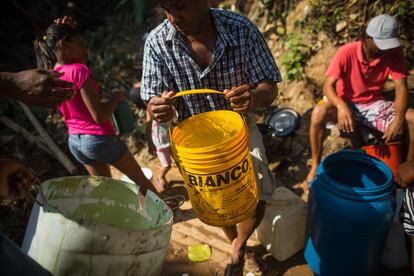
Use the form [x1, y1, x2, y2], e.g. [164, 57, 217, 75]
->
[0, 138, 411, 276]
[110, 151, 313, 276]
[110, 149, 412, 276]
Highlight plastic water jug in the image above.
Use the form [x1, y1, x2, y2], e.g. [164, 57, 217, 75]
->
[256, 186, 307, 261]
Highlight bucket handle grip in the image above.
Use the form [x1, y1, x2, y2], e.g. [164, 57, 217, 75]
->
[162, 195, 186, 211]
[28, 188, 45, 207]
[169, 88, 249, 125]
[172, 89, 224, 98]
[168, 89, 225, 144]
[27, 183, 59, 212]
[169, 88, 249, 160]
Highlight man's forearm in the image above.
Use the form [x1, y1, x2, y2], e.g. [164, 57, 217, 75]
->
[394, 82, 408, 121]
[252, 81, 277, 108]
[323, 80, 346, 108]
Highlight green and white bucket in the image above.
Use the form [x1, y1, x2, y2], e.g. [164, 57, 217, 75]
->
[22, 176, 173, 276]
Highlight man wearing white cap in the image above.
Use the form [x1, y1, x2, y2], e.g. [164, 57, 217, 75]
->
[303, 14, 412, 187]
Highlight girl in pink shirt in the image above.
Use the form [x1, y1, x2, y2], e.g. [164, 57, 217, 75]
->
[33, 20, 156, 195]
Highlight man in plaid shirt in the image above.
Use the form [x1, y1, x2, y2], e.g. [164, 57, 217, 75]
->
[141, 1, 281, 274]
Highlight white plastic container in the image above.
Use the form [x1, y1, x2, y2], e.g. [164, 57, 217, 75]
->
[22, 176, 172, 276]
[382, 189, 409, 268]
[256, 186, 307, 261]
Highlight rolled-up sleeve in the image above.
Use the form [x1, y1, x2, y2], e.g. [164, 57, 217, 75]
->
[140, 36, 171, 102]
[245, 26, 282, 88]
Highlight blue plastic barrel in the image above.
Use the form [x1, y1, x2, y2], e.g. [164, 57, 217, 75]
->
[304, 150, 395, 276]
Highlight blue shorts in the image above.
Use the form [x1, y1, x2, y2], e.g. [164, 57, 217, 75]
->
[68, 134, 128, 165]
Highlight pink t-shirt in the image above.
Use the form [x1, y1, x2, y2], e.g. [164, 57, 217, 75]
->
[325, 41, 408, 104]
[55, 63, 116, 135]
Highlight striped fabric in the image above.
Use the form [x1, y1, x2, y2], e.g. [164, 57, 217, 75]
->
[347, 99, 395, 133]
[401, 189, 414, 235]
[141, 8, 282, 121]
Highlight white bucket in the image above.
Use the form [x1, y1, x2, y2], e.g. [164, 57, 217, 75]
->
[256, 186, 307, 261]
[22, 176, 172, 275]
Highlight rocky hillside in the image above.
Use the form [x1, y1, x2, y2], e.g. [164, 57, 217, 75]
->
[236, 0, 414, 191]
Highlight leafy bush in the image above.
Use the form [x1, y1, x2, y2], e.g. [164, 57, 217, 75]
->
[307, 0, 414, 66]
[281, 33, 309, 82]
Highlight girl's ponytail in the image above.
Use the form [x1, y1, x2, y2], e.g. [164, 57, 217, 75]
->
[34, 36, 56, 70]
[33, 23, 80, 70]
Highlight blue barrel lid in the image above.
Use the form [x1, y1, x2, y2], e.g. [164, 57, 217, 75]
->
[314, 150, 395, 200]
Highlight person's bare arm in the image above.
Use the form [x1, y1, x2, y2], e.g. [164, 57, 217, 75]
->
[147, 91, 176, 122]
[146, 109, 156, 155]
[223, 80, 277, 113]
[396, 160, 414, 188]
[383, 78, 408, 142]
[0, 69, 74, 108]
[323, 76, 354, 133]
[80, 78, 124, 124]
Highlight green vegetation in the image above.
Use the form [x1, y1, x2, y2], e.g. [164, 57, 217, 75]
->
[281, 33, 309, 82]
[275, 0, 413, 82]
[0, 0, 150, 120]
[307, 0, 414, 65]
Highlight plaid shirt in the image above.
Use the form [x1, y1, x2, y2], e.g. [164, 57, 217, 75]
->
[141, 8, 282, 121]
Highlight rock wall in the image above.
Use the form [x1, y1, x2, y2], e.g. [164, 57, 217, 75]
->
[258, 1, 355, 189]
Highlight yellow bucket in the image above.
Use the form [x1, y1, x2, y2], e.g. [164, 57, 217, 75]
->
[173, 133, 248, 162]
[173, 139, 249, 166]
[177, 145, 248, 171]
[173, 110, 247, 153]
[171, 89, 259, 227]
[173, 125, 247, 154]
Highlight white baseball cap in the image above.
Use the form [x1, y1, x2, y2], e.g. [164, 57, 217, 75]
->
[366, 14, 401, 50]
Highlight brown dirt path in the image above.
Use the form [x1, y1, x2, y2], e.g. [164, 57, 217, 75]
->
[111, 151, 313, 276]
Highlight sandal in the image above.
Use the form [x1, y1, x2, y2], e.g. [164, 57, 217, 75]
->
[244, 249, 270, 274]
[224, 260, 245, 276]
[225, 247, 245, 276]
[154, 176, 169, 193]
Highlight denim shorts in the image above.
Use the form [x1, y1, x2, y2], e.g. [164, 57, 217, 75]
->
[68, 134, 128, 165]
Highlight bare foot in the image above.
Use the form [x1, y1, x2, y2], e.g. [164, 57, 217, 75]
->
[229, 239, 244, 264]
[154, 176, 168, 193]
